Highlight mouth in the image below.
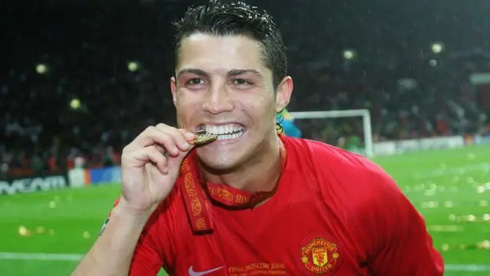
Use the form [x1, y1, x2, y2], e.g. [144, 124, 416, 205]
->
[196, 123, 246, 141]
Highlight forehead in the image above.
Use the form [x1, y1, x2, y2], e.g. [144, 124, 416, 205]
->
[175, 33, 268, 74]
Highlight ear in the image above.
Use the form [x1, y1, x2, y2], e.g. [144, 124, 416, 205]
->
[170, 76, 177, 107]
[275, 76, 293, 112]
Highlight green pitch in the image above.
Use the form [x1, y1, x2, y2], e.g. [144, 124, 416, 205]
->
[0, 145, 489, 276]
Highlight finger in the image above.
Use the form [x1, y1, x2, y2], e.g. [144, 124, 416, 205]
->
[126, 126, 172, 152]
[146, 147, 168, 174]
[140, 126, 180, 156]
[156, 124, 192, 152]
[128, 146, 168, 174]
[153, 144, 166, 157]
[178, 128, 197, 141]
[166, 148, 191, 174]
[123, 126, 156, 153]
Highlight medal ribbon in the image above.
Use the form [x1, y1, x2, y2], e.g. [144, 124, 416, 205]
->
[179, 136, 287, 233]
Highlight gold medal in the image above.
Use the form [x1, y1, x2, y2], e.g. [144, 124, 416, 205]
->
[190, 130, 218, 146]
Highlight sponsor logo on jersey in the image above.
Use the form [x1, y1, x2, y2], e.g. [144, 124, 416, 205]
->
[188, 265, 223, 276]
[300, 236, 340, 274]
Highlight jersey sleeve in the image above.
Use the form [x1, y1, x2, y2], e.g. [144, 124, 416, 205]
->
[128, 193, 178, 276]
[129, 210, 165, 276]
[103, 196, 176, 276]
[363, 170, 444, 275]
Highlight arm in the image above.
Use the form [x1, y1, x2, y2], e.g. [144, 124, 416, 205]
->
[72, 199, 154, 275]
[72, 124, 195, 276]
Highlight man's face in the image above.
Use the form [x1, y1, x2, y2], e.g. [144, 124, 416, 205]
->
[171, 33, 291, 171]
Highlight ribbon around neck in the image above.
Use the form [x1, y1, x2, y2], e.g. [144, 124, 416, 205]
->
[179, 137, 287, 233]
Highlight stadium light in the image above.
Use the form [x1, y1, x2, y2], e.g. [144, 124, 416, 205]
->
[429, 59, 438, 67]
[431, 43, 444, 54]
[70, 98, 81, 110]
[127, 61, 140, 72]
[36, 63, 49, 74]
[343, 49, 356, 60]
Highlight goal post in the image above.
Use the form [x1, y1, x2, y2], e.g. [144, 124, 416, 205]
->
[289, 109, 374, 158]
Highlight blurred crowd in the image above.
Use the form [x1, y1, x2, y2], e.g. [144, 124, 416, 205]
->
[1, 0, 490, 177]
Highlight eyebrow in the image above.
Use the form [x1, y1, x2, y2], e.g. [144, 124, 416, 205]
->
[177, 68, 263, 79]
[177, 68, 208, 79]
[228, 69, 263, 79]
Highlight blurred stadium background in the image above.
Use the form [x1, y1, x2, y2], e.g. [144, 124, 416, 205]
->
[1, 0, 490, 275]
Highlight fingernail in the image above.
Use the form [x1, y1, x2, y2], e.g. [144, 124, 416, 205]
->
[183, 142, 190, 150]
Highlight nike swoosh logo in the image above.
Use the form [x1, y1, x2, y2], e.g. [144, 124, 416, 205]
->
[188, 265, 224, 276]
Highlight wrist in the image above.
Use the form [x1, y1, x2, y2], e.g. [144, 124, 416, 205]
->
[115, 197, 156, 220]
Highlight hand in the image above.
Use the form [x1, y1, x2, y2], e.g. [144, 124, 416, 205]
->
[119, 124, 195, 213]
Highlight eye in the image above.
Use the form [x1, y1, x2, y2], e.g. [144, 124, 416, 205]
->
[186, 78, 205, 85]
[232, 78, 252, 86]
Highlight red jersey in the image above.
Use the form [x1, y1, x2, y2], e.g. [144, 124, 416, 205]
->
[127, 136, 444, 275]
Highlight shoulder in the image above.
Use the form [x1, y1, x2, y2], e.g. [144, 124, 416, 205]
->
[283, 135, 370, 165]
[282, 135, 402, 207]
[283, 135, 392, 182]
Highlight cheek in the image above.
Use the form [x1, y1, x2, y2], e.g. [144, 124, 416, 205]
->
[243, 100, 276, 125]
[176, 98, 201, 125]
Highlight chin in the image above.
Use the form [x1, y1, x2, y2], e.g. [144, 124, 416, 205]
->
[197, 152, 241, 173]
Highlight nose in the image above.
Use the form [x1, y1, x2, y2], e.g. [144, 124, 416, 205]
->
[201, 82, 234, 114]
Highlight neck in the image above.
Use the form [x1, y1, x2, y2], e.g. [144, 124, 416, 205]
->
[200, 135, 282, 193]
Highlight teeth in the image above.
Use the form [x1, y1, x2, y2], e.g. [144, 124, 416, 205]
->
[199, 124, 245, 141]
[214, 128, 245, 140]
[204, 124, 244, 135]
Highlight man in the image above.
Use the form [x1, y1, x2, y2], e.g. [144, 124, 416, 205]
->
[73, 1, 444, 275]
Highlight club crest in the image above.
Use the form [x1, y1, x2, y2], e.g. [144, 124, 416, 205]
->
[300, 236, 341, 274]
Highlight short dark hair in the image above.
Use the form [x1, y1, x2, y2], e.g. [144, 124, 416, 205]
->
[173, 0, 287, 89]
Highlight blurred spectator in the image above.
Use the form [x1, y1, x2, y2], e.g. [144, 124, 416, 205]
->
[1, 0, 489, 177]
